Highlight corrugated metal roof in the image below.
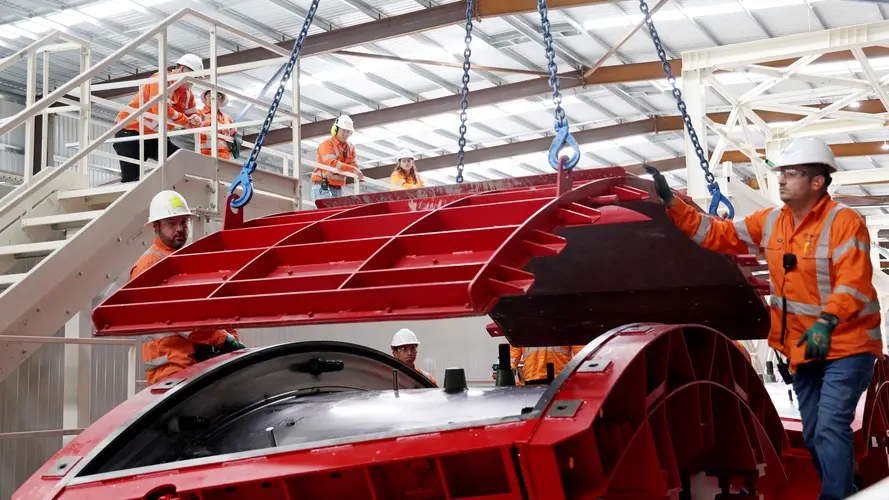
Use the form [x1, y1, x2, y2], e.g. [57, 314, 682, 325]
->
[0, 0, 887, 203]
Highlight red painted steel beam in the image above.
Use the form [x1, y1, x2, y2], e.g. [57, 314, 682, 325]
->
[477, 0, 627, 16]
[91, 170, 654, 336]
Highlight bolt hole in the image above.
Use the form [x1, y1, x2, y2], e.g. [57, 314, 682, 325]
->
[226, 487, 236, 493]
[261, 482, 272, 488]
[331, 472, 342, 479]
[556, 405, 567, 411]
[58, 463, 67, 469]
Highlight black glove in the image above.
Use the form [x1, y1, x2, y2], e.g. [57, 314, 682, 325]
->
[230, 133, 242, 160]
[643, 164, 674, 204]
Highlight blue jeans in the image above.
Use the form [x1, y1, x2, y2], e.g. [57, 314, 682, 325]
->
[792, 353, 876, 500]
[311, 183, 343, 201]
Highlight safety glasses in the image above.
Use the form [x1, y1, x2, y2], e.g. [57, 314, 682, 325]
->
[776, 167, 819, 179]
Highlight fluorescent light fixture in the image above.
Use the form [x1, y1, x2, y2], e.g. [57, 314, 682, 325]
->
[14, 20, 52, 34]
[79, 1, 133, 18]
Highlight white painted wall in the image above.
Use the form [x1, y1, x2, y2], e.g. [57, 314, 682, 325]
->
[240, 316, 504, 385]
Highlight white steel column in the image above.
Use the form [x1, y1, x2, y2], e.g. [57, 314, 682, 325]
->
[158, 30, 168, 189]
[681, 69, 709, 204]
[868, 224, 889, 354]
[763, 139, 787, 205]
[41, 51, 50, 174]
[210, 25, 218, 163]
[293, 58, 302, 208]
[24, 48, 37, 183]
[79, 45, 92, 181]
[62, 309, 93, 445]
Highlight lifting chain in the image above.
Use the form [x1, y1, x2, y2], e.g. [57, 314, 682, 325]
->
[639, 0, 734, 218]
[538, 0, 580, 171]
[227, 0, 320, 209]
[455, 0, 474, 184]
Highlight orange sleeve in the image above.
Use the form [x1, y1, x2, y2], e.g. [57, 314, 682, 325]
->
[185, 329, 230, 346]
[823, 210, 877, 322]
[317, 141, 358, 175]
[151, 81, 188, 127]
[666, 198, 771, 255]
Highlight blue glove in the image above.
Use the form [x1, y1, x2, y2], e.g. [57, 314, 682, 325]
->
[797, 320, 834, 360]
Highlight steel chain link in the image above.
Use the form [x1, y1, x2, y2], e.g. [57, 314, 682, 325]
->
[640, 0, 733, 217]
[228, 0, 320, 208]
[455, 0, 474, 184]
[538, 0, 580, 170]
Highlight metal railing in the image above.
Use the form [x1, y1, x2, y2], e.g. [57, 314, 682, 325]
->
[0, 335, 137, 442]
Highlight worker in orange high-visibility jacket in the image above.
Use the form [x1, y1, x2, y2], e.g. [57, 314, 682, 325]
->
[312, 115, 363, 201]
[113, 54, 204, 183]
[197, 90, 241, 160]
[131, 190, 244, 386]
[510, 345, 585, 385]
[391, 148, 425, 189]
[390, 329, 437, 386]
[645, 136, 881, 500]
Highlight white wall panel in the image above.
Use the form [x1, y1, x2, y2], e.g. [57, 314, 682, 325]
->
[0, 100, 26, 176]
[0, 343, 64, 500]
[240, 316, 505, 384]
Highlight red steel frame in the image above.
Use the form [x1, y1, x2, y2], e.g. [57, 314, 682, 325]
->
[58, 166, 889, 499]
[92, 167, 651, 336]
[18, 324, 803, 500]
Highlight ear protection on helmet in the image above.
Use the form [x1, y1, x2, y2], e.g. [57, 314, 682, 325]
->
[331, 124, 338, 136]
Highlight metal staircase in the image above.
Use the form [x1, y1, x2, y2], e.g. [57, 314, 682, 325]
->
[0, 152, 296, 380]
[0, 7, 395, 385]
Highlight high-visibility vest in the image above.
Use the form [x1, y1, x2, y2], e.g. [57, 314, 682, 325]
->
[313, 136, 359, 187]
[391, 168, 424, 189]
[198, 106, 235, 158]
[116, 71, 196, 134]
[509, 345, 584, 383]
[130, 239, 239, 385]
[667, 195, 882, 371]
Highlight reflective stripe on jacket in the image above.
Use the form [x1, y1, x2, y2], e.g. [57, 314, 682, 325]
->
[412, 364, 437, 386]
[116, 71, 195, 134]
[313, 136, 359, 187]
[509, 345, 584, 383]
[131, 237, 240, 385]
[198, 105, 235, 159]
[391, 168, 424, 190]
[667, 196, 882, 371]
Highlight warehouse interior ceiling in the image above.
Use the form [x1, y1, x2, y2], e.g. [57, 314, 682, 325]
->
[3, 0, 889, 216]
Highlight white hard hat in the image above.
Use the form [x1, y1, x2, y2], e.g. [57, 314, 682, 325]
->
[396, 148, 415, 161]
[772, 137, 838, 173]
[391, 328, 419, 347]
[176, 54, 204, 72]
[334, 115, 355, 132]
[147, 190, 196, 225]
[201, 89, 228, 107]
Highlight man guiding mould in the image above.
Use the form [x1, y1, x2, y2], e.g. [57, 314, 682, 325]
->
[644, 137, 881, 500]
